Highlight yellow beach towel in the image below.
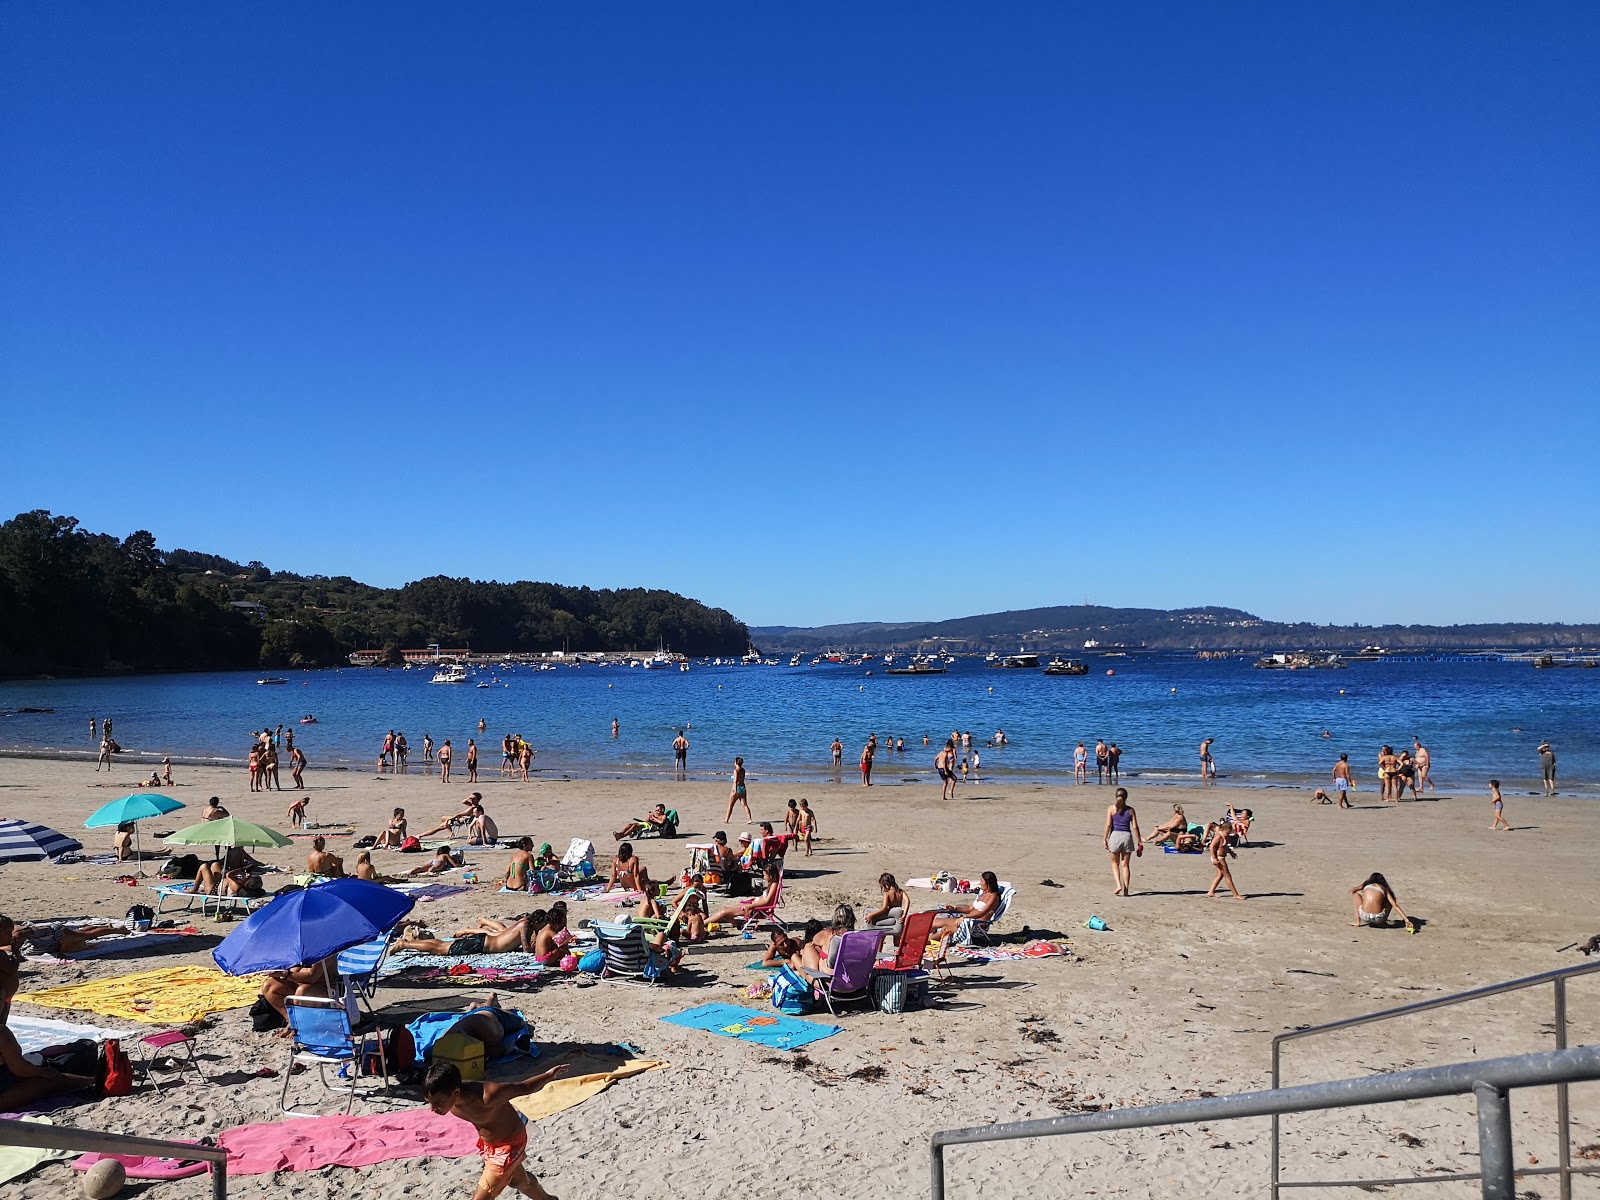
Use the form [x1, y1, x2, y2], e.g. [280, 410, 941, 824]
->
[510, 1052, 667, 1122]
[0, 1117, 73, 1186]
[15, 965, 263, 1024]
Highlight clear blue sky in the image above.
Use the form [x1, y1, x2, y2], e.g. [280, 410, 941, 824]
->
[3, 4, 1596, 629]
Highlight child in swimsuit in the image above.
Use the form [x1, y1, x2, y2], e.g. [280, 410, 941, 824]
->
[424, 1060, 569, 1199]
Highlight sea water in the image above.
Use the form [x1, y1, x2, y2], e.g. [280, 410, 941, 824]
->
[0, 657, 1594, 796]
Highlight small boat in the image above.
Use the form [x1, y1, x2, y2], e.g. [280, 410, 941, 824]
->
[989, 653, 1040, 669]
[887, 655, 947, 676]
[257, 677, 289, 685]
[430, 665, 469, 684]
[299, 716, 318, 724]
[1042, 657, 1089, 676]
[476, 682, 492, 688]
[790, 654, 802, 667]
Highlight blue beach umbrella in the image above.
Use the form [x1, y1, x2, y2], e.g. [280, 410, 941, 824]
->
[85, 793, 186, 876]
[212, 877, 416, 975]
[0, 819, 83, 863]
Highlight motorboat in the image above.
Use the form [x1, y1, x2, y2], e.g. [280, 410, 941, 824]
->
[989, 653, 1040, 669]
[430, 664, 469, 684]
[887, 655, 947, 675]
[256, 677, 289, 685]
[790, 654, 802, 667]
[1042, 657, 1089, 676]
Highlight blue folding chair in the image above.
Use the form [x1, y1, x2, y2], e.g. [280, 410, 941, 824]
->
[279, 994, 389, 1117]
[336, 929, 395, 1015]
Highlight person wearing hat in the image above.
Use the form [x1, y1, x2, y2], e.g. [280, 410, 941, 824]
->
[1538, 740, 1557, 795]
[533, 842, 560, 872]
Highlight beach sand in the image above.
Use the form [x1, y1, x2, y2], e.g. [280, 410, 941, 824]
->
[2, 758, 1597, 1199]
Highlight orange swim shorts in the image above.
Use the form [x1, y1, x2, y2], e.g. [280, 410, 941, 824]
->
[477, 1128, 528, 1177]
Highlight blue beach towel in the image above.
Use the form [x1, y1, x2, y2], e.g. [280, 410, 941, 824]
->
[659, 1002, 843, 1051]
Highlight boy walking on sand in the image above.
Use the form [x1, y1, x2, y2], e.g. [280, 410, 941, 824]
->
[797, 798, 818, 857]
[424, 1060, 570, 1199]
[1489, 779, 1510, 831]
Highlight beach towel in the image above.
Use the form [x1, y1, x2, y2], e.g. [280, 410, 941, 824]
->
[0, 1117, 73, 1186]
[510, 1050, 667, 1122]
[73, 1152, 209, 1180]
[15, 965, 263, 1024]
[906, 876, 1014, 892]
[216, 1107, 479, 1174]
[379, 951, 552, 978]
[389, 882, 471, 902]
[660, 1002, 842, 1051]
[593, 890, 644, 904]
[949, 942, 1068, 963]
[407, 1006, 532, 1060]
[7, 1014, 136, 1055]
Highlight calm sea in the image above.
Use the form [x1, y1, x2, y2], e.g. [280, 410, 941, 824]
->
[0, 657, 1594, 796]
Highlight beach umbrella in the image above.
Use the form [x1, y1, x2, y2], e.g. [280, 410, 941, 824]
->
[0, 819, 83, 863]
[163, 817, 292, 850]
[212, 878, 415, 975]
[84, 793, 186, 877]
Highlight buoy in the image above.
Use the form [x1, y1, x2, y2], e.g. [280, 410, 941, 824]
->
[82, 1159, 126, 1199]
[987, 687, 993, 693]
[1106, 669, 1115, 676]
[608, 683, 613, 688]
[859, 685, 865, 691]
[1339, 689, 1345, 695]
[1171, 687, 1177, 693]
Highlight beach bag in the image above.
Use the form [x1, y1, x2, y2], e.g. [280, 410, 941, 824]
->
[100, 1039, 134, 1097]
[661, 810, 679, 838]
[40, 1038, 98, 1081]
[352, 835, 377, 849]
[125, 904, 155, 931]
[872, 969, 928, 1014]
[249, 995, 286, 1033]
[160, 853, 201, 880]
[561, 838, 595, 869]
[771, 966, 813, 1016]
[398, 836, 421, 852]
[431, 1033, 485, 1082]
[578, 949, 605, 975]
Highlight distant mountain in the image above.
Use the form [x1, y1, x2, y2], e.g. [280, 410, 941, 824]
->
[749, 605, 1600, 653]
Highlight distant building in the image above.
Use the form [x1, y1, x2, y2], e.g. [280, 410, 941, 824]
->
[229, 601, 267, 616]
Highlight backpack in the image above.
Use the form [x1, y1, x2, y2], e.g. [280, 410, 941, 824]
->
[398, 836, 421, 852]
[40, 1038, 98, 1080]
[770, 965, 814, 1016]
[125, 904, 155, 931]
[100, 1039, 134, 1097]
[160, 853, 202, 880]
[352, 835, 377, 849]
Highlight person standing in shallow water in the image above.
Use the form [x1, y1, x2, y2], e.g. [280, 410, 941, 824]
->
[1538, 740, 1557, 795]
[673, 730, 689, 779]
[466, 738, 478, 784]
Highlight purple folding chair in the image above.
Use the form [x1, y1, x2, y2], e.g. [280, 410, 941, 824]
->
[817, 929, 887, 1015]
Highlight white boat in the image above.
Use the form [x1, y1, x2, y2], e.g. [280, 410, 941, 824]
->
[790, 654, 802, 667]
[430, 665, 469, 684]
[256, 677, 289, 685]
[642, 655, 672, 670]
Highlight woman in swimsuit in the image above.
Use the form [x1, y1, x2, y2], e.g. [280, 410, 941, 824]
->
[865, 872, 909, 932]
[1146, 805, 1188, 845]
[1350, 873, 1412, 930]
[1103, 788, 1143, 897]
[800, 904, 858, 973]
[532, 904, 573, 964]
[930, 872, 1002, 939]
[0, 920, 97, 1107]
[707, 863, 781, 927]
[395, 914, 539, 957]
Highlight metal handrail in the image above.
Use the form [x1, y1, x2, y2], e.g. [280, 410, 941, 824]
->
[0, 1118, 228, 1199]
[929, 1045, 1600, 1200]
[1271, 958, 1600, 1200]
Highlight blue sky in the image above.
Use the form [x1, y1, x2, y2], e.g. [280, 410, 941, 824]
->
[2, 4, 1596, 628]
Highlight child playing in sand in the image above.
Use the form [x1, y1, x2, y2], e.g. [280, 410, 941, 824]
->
[1489, 779, 1510, 831]
[287, 795, 310, 828]
[1207, 823, 1244, 900]
[424, 1059, 570, 1200]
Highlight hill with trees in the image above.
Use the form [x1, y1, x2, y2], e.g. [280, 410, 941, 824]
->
[0, 510, 750, 676]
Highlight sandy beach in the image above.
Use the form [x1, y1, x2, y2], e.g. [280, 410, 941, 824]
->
[3, 757, 1597, 1199]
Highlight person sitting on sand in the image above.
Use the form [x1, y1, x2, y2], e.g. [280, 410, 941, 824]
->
[532, 904, 575, 965]
[1145, 805, 1190, 844]
[396, 915, 538, 957]
[375, 807, 408, 848]
[761, 929, 804, 968]
[112, 820, 136, 862]
[407, 845, 464, 877]
[864, 872, 908, 934]
[707, 862, 781, 929]
[533, 842, 560, 871]
[423, 1057, 569, 1200]
[0, 919, 98, 1107]
[503, 837, 536, 891]
[930, 871, 1003, 939]
[1350, 872, 1414, 930]
[467, 802, 498, 846]
[674, 879, 710, 943]
[800, 903, 858, 973]
[353, 850, 399, 883]
[257, 951, 341, 1030]
[201, 796, 229, 821]
[304, 836, 344, 878]
[604, 843, 663, 919]
[614, 804, 672, 841]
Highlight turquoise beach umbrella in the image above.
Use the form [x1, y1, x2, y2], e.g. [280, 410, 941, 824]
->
[84, 793, 186, 876]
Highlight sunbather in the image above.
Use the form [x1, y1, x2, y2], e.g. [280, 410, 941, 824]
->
[707, 863, 781, 927]
[614, 804, 671, 841]
[604, 843, 663, 919]
[1350, 872, 1413, 930]
[669, 876, 710, 942]
[468, 803, 498, 846]
[0, 920, 97, 1106]
[113, 820, 136, 861]
[191, 861, 265, 897]
[353, 850, 400, 883]
[407, 845, 464, 877]
[257, 950, 342, 1030]
[503, 837, 536, 891]
[533, 842, 560, 871]
[201, 797, 229, 820]
[11, 919, 129, 959]
[415, 795, 484, 840]
[930, 871, 1002, 938]
[532, 904, 575, 964]
[374, 808, 408, 848]
[1146, 805, 1189, 844]
[865, 872, 908, 932]
[395, 915, 538, 957]
[305, 836, 344, 878]
[761, 928, 804, 968]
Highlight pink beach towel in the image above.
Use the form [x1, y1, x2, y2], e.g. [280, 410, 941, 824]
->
[217, 1107, 478, 1174]
[74, 1152, 209, 1179]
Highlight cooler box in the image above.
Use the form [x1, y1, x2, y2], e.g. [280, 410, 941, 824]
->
[431, 1033, 485, 1081]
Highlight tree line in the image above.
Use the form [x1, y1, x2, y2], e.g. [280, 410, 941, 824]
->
[0, 511, 751, 676]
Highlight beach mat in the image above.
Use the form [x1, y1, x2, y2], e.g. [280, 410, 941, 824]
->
[7, 1014, 135, 1055]
[15, 965, 262, 1024]
[510, 1049, 667, 1122]
[0, 1117, 73, 1186]
[390, 882, 472, 901]
[660, 1002, 842, 1051]
[379, 951, 551, 977]
[217, 1107, 478, 1174]
[73, 1152, 209, 1180]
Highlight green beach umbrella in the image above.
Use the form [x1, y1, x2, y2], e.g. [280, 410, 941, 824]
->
[85, 793, 187, 877]
[163, 817, 292, 850]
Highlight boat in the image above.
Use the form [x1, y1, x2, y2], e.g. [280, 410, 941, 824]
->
[984, 651, 999, 663]
[989, 652, 1041, 669]
[299, 716, 318, 724]
[430, 664, 469, 684]
[1042, 657, 1089, 676]
[887, 655, 947, 676]
[256, 677, 289, 685]
[790, 654, 802, 667]
[476, 682, 492, 688]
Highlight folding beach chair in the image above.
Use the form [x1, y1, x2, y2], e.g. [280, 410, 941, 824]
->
[815, 930, 887, 1016]
[872, 909, 935, 1011]
[738, 870, 786, 934]
[336, 928, 397, 1015]
[280, 994, 389, 1117]
[592, 921, 668, 986]
[636, 809, 680, 839]
[949, 886, 1014, 948]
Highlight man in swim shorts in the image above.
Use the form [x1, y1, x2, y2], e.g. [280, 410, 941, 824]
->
[424, 1059, 569, 1199]
[1332, 753, 1353, 808]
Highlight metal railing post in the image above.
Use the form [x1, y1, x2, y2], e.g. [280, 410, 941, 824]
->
[1474, 1083, 1514, 1200]
[212, 1158, 227, 1200]
[1270, 1040, 1281, 1200]
[930, 1137, 946, 1200]
[1554, 976, 1571, 1200]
